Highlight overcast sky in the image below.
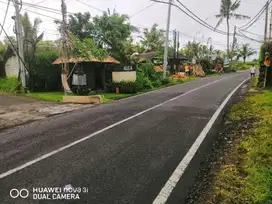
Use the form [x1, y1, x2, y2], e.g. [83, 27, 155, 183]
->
[0, 0, 267, 59]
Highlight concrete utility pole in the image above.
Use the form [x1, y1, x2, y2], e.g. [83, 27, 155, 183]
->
[176, 31, 179, 58]
[232, 26, 237, 51]
[162, 0, 173, 78]
[173, 29, 177, 58]
[13, 0, 27, 88]
[60, 0, 72, 93]
[269, 3, 272, 39]
[264, 0, 269, 41]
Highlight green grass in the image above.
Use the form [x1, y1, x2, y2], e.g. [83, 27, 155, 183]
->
[100, 93, 134, 102]
[210, 79, 272, 204]
[23, 76, 197, 103]
[25, 92, 64, 102]
[0, 77, 22, 93]
[24, 92, 133, 103]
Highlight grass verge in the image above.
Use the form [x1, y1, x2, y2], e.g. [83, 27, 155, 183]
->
[24, 92, 134, 103]
[23, 76, 197, 103]
[202, 78, 272, 204]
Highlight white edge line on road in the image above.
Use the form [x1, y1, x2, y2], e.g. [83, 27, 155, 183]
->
[0, 76, 233, 179]
[152, 77, 250, 204]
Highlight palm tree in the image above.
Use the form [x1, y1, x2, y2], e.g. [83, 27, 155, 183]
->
[239, 43, 256, 63]
[21, 12, 44, 71]
[21, 12, 44, 89]
[140, 23, 165, 53]
[215, 0, 250, 57]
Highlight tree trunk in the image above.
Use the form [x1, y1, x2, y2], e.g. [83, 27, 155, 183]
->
[243, 57, 246, 64]
[61, 63, 72, 93]
[227, 17, 230, 58]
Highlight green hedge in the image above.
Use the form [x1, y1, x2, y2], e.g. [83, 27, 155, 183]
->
[106, 81, 140, 94]
[232, 61, 258, 70]
[0, 77, 22, 93]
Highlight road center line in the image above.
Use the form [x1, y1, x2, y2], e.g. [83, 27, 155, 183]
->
[152, 77, 250, 204]
[0, 76, 233, 179]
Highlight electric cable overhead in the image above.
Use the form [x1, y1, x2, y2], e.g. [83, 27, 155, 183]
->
[75, 0, 104, 12]
[152, 0, 235, 36]
[0, 22, 28, 71]
[152, 0, 263, 42]
[130, 2, 156, 18]
[239, 0, 272, 30]
[23, 0, 48, 10]
[0, 0, 61, 20]
[0, 0, 11, 36]
[237, 30, 263, 43]
[239, 29, 264, 38]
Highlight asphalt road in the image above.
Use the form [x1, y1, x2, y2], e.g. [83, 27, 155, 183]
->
[0, 72, 249, 204]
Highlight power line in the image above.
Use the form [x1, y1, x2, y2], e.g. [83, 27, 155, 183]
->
[75, 0, 104, 12]
[130, 2, 156, 18]
[239, 29, 264, 38]
[237, 30, 263, 43]
[175, 0, 230, 35]
[0, 21, 28, 73]
[153, 0, 263, 42]
[23, 0, 48, 10]
[0, 0, 61, 20]
[152, 0, 234, 36]
[239, 0, 272, 30]
[0, 0, 11, 36]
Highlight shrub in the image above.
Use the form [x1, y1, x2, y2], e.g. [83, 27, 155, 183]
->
[152, 79, 162, 88]
[141, 77, 153, 90]
[106, 81, 138, 94]
[0, 77, 22, 93]
[29, 51, 60, 92]
[200, 58, 213, 73]
[161, 77, 171, 85]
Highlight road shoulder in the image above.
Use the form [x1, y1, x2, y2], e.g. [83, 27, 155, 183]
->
[186, 79, 272, 204]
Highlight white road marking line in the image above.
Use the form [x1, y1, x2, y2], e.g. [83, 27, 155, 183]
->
[152, 77, 250, 204]
[0, 76, 233, 179]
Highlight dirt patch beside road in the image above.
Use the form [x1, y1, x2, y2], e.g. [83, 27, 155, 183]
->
[0, 94, 92, 130]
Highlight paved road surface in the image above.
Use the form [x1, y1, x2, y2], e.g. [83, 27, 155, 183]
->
[0, 72, 249, 204]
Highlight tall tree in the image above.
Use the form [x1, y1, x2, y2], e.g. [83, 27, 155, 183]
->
[92, 9, 137, 63]
[215, 0, 250, 57]
[140, 23, 165, 53]
[67, 12, 94, 40]
[21, 12, 44, 73]
[239, 43, 256, 63]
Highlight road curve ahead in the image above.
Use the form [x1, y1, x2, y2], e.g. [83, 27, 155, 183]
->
[0, 72, 249, 204]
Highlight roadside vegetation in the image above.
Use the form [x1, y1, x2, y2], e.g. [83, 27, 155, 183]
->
[232, 61, 258, 70]
[195, 78, 272, 204]
[0, 2, 257, 103]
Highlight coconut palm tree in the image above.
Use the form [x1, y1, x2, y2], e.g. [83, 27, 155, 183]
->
[140, 23, 165, 53]
[239, 43, 256, 63]
[21, 12, 44, 71]
[215, 0, 250, 57]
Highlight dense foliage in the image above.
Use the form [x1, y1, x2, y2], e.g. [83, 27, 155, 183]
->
[0, 77, 22, 93]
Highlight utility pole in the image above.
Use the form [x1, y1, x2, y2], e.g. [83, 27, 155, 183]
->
[173, 29, 177, 58]
[269, 3, 272, 39]
[176, 31, 179, 58]
[232, 26, 237, 52]
[162, 0, 173, 78]
[13, 0, 27, 88]
[230, 26, 237, 68]
[60, 0, 72, 93]
[264, 0, 269, 41]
